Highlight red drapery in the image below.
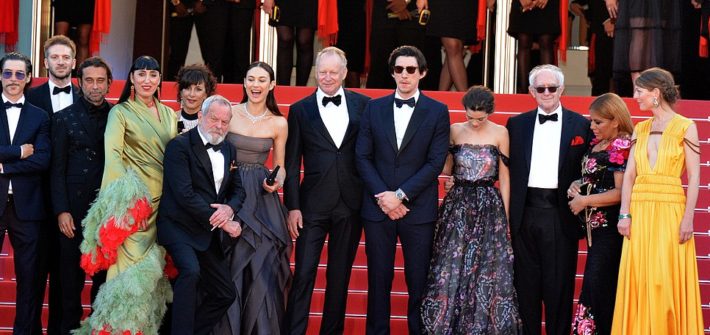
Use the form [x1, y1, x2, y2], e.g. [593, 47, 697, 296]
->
[559, 0, 568, 62]
[317, 0, 339, 46]
[89, 0, 111, 55]
[0, 0, 19, 51]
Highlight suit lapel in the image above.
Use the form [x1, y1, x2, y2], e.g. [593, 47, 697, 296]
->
[305, 93, 337, 148]
[190, 129, 215, 188]
[398, 95, 427, 154]
[0, 106, 10, 145]
[558, 108, 575, 172]
[76, 102, 99, 140]
[522, 110, 536, 172]
[41, 83, 53, 114]
[341, 90, 359, 144]
[382, 95, 398, 153]
[12, 105, 30, 145]
[71, 84, 79, 102]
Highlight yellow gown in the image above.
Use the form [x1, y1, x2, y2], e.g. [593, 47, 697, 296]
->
[77, 98, 177, 335]
[611, 114, 703, 335]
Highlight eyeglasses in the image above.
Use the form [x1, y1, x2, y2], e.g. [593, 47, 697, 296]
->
[393, 66, 418, 74]
[533, 86, 559, 94]
[2, 70, 26, 81]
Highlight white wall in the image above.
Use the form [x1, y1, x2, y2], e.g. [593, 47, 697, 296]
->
[101, 0, 137, 79]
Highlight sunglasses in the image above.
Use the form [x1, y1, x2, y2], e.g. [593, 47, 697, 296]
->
[2, 70, 26, 81]
[393, 66, 418, 74]
[533, 86, 559, 94]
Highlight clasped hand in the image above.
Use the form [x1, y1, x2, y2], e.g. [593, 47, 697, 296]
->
[375, 191, 409, 220]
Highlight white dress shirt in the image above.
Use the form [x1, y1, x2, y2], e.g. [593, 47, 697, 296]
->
[393, 90, 420, 149]
[316, 87, 349, 148]
[198, 128, 225, 193]
[2, 93, 25, 194]
[48, 80, 74, 113]
[528, 105, 563, 188]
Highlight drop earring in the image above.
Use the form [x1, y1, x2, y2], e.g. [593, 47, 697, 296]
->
[652, 97, 659, 108]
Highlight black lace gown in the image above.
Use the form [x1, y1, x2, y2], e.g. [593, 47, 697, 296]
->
[421, 144, 522, 334]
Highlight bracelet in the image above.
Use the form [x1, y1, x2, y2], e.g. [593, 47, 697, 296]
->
[618, 213, 631, 220]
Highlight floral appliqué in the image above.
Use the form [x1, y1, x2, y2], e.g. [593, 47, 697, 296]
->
[572, 304, 597, 335]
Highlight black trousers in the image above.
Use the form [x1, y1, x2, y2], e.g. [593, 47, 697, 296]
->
[164, 233, 236, 335]
[512, 188, 578, 335]
[58, 226, 107, 335]
[0, 197, 40, 335]
[284, 201, 361, 335]
[222, 5, 255, 83]
[363, 218, 435, 335]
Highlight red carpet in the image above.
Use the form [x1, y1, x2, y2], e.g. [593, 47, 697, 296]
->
[0, 81, 708, 333]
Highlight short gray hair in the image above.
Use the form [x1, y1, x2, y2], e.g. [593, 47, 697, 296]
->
[315, 46, 348, 70]
[528, 64, 564, 88]
[201, 95, 232, 117]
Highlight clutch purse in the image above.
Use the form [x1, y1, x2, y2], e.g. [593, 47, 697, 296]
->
[576, 183, 595, 247]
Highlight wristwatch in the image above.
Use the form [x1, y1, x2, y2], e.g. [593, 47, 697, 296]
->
[395, 188, 408, 202]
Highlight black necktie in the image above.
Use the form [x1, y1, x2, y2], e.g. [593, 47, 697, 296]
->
[394, 97, 416, 108]
[205, 142, 223, 152]
[53, 86, 71, 95]
[322, 95, 342, 107]
[538, 113, 559, 124]
[3, 101, 23, 109]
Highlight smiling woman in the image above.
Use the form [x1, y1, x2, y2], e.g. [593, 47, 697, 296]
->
[174, 64, 217, 132]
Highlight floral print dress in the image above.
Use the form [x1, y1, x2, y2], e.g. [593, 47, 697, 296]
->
[572, 137, 630, 335]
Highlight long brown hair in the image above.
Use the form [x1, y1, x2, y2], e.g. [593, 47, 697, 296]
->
[241, 62, 281, 116]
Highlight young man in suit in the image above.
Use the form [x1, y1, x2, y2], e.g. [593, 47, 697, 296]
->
[50, 56, 113, 334]
[0, 52, 51, 335]
[283, 46, 370, 334]
[506, 64, 593, 335]
[356, 45, 450, 334]
[26, 35, 80, 334]
[157, 95, 245, 335]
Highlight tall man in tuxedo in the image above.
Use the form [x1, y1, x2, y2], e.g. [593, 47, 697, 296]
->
[506, 64, 593, 335]
[157, 95, 244, 335]
[356, 45, 450, 334]
[0, 52, 51, 335]
[26, 35, 80, 335]
[50, 57, 113, 334]
[283, 47, 370, 334]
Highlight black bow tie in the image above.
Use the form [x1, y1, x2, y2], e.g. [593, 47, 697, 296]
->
[53, 86, 71, 95]
[3, 101, 23, 109]
[322, 95, 342, 107]
[205, 142, 223, 152]
[394, 97, 416, 108]
[538, 113, 559, 124]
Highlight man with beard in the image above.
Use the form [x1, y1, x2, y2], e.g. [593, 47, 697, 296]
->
[0, 52, 51, 335]
[50, 57, 113, 334]
[26, 35, 80, 335]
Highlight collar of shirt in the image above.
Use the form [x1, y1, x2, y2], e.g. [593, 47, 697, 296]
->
[394, 90, 420, 109]
[81, 97, 109, 114]
[48, 80, 72, 95]
[536, 104, 563, 122]
[2, 93, 25, 107]
[316, 87, 345, 107]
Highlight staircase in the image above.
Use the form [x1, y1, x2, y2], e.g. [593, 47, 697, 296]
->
[1, 83, 709, 334]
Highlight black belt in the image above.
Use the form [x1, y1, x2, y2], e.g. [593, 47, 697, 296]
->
[525, 187, 558, 208]
[455, 178, 495, 187]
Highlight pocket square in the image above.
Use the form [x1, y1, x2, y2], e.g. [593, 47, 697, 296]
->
[571, 136, 585, 146]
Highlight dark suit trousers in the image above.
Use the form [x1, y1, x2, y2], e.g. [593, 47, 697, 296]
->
[512, 188, 578, 335]
[222, 5, 255, 83]
[165, 233, 236, 335]
[0, 199, 40, 335]
[34, 217, 61, 335]
[58, 227, 107, 335]
[363, 218, 435, 335]
[284, 200, 362, 335]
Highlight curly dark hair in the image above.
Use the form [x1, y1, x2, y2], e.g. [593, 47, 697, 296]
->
[175, 64, 217, 103]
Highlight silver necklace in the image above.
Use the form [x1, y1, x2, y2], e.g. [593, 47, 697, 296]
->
[242, 104, 269, 124]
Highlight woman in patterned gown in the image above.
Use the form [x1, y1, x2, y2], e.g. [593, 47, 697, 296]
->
[214, 62, 292, 334]
[612, 68, 703, 334]
[421, 86, 522, 334]
[567, 93, 633, 335]
[76, 56, 176, 334]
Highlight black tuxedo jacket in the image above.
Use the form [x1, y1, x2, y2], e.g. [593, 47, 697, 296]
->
[0, 101, 51, 221]
[506, 107, 593, 239]
[355, 93, 450, 224]
[283, 89, 370, 216]
[27, 81, 80, 116]
[157, 127, 246, 251]
[50, 99, 112, 219]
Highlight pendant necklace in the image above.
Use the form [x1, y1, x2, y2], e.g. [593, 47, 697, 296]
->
[242, 104, 268, 124]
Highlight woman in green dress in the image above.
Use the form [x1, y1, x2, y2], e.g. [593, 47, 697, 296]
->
[76, 56, 176, 335]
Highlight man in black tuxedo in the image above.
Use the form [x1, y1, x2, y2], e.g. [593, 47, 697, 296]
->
[26, 35, 80, 335]
[0, 52, 51, 335]
[157, 95, 244, 335]
[283, 47, 370, 334]
[50, 56, 113, 335]
[506, 64, 593, 335]
[356, 45, 450, 334]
